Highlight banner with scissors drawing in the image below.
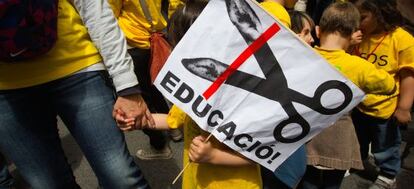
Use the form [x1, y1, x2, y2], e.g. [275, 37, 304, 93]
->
[154, 0, 365, 171]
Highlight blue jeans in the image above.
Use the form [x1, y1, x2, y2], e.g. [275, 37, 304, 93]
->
[351, 109, 401, 178]
[0, 154, 14, 189]
[0, 71, 149, 189]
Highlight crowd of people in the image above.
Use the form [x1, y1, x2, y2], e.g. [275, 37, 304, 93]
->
[0, 0, 413, 189]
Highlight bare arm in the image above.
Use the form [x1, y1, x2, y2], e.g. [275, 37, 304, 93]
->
[189, 135, 254, 166]
[150, 114, 170, 130]
[394, 69, 414, 124]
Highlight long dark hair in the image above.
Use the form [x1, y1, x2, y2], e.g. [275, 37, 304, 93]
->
[167, 0, 208, 47]
[355, 0, 403, 32]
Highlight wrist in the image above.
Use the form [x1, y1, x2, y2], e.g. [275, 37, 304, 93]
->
[207, 148, 219, 165]
[117, 85, 142, 97]
[396, 106, 411, 112]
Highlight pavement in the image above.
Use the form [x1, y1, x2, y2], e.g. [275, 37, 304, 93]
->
[7, 118, 414, 189]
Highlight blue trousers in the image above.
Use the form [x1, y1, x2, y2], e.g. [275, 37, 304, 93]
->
[0, 71, 149, 189]
[351, 109, 401, 178]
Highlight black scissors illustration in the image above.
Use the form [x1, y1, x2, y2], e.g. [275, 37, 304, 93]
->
[182, 0, 353, 143]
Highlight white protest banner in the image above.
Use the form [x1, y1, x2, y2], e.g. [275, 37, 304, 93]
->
[154, 0, 365, 171]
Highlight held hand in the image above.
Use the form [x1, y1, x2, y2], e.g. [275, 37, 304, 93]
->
[113, 94, 155, 130]
[114, 109, 136, 131]
[394, 107, 412, 125]
[189, 135, 215, 163]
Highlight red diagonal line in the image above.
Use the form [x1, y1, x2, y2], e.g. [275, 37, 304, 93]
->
[203, 23, 281, 99]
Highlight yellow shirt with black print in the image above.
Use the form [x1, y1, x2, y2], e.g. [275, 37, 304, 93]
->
[353, 27, 414, 119]
[315, 47, 396, 96]
[0, 0, 102, 90]
[167, 105, 262, 189]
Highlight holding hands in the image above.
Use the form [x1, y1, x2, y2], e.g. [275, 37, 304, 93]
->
[113, 94, 155, 131]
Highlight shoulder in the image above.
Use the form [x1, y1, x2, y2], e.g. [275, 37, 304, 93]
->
[259, 1, 291, 28]
[391, 27, 414, 50]
[392, 27, 413, 38]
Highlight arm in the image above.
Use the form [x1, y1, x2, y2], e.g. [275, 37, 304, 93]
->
[189, 136, 254, 166]
[114, 112, 170, 131]
[72, 0, 137, 92]
[359, 60, 397, 95]
[72, 0, 154, 128]
[394, 69, 414, 124]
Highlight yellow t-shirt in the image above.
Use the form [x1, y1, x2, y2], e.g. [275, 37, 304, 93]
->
[0, 0, 102, 90]
[352, 27, 414, 119]
[260, 1, 291, 28]
[315, 47, 396, 95]
[167, 106, 262, 189]
[109, 0, 184, 49]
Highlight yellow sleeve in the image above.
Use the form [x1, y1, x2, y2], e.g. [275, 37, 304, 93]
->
[357, 57, 396, 95]
[108, 0, 122, 18]
[397, 29, 414, 73]
[167, 105, 187, 129]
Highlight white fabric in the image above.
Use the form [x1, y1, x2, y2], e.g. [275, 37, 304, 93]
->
[155, 0, 365, 171]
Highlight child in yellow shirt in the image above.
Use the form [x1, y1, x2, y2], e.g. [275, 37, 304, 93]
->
[161, 106, 262, 189]
[350, 0, 414, 188]
[299, 2, 397, 189]
[116, 1, 262, 188]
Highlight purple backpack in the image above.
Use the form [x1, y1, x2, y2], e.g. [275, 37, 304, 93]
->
[0, 0, 58, 62]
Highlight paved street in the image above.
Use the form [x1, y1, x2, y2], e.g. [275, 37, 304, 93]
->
[8, 118, 414, 189]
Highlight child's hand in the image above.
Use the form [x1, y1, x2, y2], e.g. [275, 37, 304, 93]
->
[394, 107, 412, 125]
[189, 135, 215, 164]
[350, 30, 363, 45]
[114, 109, 136, 131]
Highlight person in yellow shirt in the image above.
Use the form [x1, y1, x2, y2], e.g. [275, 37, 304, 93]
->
[299, 2, 396, 189]
[109, 0, 185, 160]
[350, 0, 414, 188]
[0, 0, 153, 188]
